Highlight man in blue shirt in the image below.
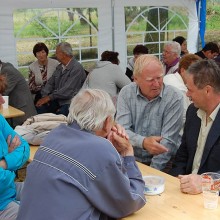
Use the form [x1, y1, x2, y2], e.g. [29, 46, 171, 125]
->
[17, 89, 146, 220]
[116, 54, 183, 172]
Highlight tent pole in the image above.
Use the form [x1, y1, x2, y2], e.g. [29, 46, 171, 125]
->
[111, 0, 115, 51]
[197, 0, 201, 51]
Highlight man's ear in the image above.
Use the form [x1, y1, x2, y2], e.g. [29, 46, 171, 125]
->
[134, 75, 138, 83]
[103, 116, 112, 133]
[205, 85, 213, 96]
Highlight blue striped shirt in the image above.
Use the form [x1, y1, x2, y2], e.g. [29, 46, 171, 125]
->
[116, 82, 184, 170]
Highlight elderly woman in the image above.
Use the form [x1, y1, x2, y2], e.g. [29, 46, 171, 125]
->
[0, 75, 29, 220]
[29, 42, 59, 103]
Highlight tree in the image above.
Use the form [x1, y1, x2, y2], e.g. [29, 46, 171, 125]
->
[145, 7, 168, 54]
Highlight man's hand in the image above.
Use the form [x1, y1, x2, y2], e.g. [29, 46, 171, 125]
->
[178, 174, 202, 195]
[0, 159, 7, 169]
[7, 135, 21, 153]
[111, 123, 129, 140]
[1, 135, 22, 169]
[143, 136, 168, 155]
[36, 96, 50, 107]
[111, 132, 133, 156]
[107, 124, 133, 156]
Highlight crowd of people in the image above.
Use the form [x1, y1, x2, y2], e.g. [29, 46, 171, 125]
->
[1, 37, 220, 219]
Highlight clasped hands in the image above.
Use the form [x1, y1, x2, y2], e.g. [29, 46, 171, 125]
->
[107, 124, 133, 157]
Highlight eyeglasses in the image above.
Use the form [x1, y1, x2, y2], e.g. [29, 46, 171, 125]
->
[163, 50, 175, 55]
[145, 73, 164, 83]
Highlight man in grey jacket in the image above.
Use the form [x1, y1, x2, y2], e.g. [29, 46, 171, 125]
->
[17, 89, 146, 220]
[36, 42, 86, 116]
[0, 60, 37, 126]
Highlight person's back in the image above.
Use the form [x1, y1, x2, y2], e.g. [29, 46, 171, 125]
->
[85, 51, 130, 104]
[88, 61, 130, 98]
[17, 89, 146, 220]
[0, 61, 37, 126]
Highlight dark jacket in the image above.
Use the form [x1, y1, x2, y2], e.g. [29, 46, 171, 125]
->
[41, 58, 86, 105]
[0, 62, 37, 126]
[170, 104, 220, 176]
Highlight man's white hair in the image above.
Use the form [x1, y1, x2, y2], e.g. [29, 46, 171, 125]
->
[67, 89, 116, 131]
[164, 41, 181, 56]
[133, 54, 164, 77]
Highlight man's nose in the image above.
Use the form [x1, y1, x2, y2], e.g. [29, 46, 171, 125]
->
[152, 79, 160, 86]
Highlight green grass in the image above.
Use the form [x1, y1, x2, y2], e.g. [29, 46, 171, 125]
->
[14, 9, 98, 38]
[206, 5, 220, 29]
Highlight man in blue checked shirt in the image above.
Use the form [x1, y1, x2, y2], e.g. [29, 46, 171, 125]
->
[116, 54, 184, 172]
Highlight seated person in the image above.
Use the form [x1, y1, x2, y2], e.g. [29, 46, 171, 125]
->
[35, 42, 86, 116]
[116, 54, 184, 172]
[17, 89, 146, 220]
[162, 41, 181, 75]
[164, 54, 201, 131]
[0, 60, 37, 126]
[173, 36, 189, 57]
[170, 60, 220, 195]
[0, 75, 30, 220]
[83, 50, 130, 105]
[126, 44, 148, 81]
[195, 42, 219, 59]
[29, 42, 59, 104]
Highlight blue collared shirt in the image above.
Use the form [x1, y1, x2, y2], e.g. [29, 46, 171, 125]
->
[116, 82, 184, 170]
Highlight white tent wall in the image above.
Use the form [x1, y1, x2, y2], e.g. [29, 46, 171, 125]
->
[0, 0, 113, 67]
[0, 0, 199, 71]
[114, 0, 199, 69]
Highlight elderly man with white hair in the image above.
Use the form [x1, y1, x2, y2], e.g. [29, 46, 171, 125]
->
[162, 41, 181, 75]
[116, 54, 183, 172]
[17, 89, 146, 220]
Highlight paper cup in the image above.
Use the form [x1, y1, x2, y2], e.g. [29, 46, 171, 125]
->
[2, 96, 9, 109]
[201, 172, 220, 209]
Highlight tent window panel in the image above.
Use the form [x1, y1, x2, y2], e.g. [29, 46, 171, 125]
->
[81, 48, 98, 60]
[13, 8, 99, 79]
[127, 34, 145, 45]
[125, 6, 189, 58]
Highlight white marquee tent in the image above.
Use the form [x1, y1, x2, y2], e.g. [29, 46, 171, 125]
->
[0, 0, 200, 71]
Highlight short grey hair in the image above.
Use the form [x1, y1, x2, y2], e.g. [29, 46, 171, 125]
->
[164, 41, 181, 57]
[57, 42, 73, 57]
[67, 89, 116, 131]
[133, 54, 164, 77]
